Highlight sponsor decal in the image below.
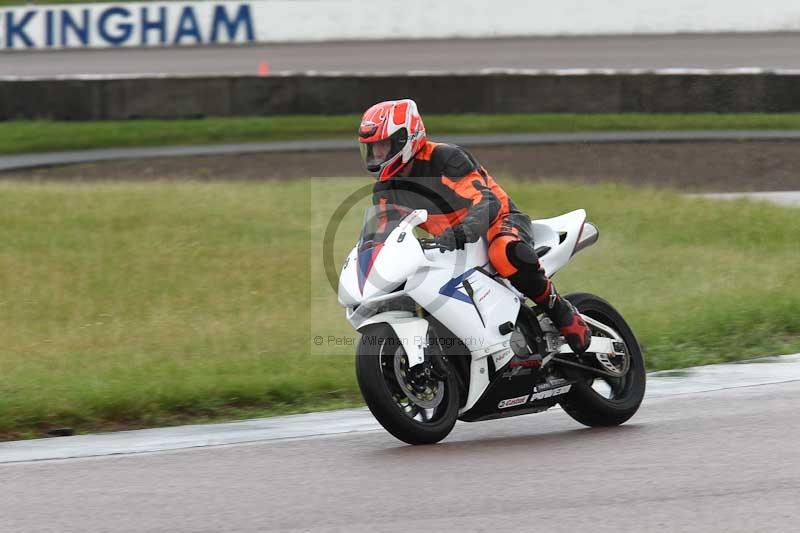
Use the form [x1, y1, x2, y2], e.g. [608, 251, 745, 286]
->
[497, 395, 529, 409]
[530, 384, 572, 401]
[0, 2, 255, 50]
[509, 357, 541, 369]
[438, 268, 477, 304]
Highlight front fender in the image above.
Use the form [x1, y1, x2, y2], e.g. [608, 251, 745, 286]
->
[358, 312, 429, 368]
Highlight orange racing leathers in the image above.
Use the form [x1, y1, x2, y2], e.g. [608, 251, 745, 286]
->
[372, 140, 533, 279]
[371, 140, 591, 353]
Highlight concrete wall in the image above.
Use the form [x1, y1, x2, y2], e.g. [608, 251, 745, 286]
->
[3, 71, 800, 120]
[2, 0, 800, 51]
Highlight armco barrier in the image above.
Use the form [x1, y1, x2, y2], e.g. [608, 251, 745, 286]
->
[2, 71, 800, 120]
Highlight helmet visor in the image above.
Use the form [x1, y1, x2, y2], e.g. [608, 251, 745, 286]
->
[360, 128, 408, 174]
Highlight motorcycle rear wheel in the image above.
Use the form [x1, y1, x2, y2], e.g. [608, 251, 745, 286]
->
[558, 293, 646, 427]
[356, 324, 460, 445]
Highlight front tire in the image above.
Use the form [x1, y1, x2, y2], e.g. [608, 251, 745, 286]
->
[356, 324, 460, 445]
[558, 293, 646, 427]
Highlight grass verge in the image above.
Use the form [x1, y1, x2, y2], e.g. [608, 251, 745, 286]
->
[0, 179, 798, 439]
[4, 113, 800, 155]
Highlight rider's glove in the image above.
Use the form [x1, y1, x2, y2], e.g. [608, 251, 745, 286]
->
[436, 225, 473, 251]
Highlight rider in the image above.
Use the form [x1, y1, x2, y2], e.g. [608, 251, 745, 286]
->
[359, 99, 592, 354]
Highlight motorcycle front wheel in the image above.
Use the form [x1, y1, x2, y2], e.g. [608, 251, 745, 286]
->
[356, 324, 460, 445]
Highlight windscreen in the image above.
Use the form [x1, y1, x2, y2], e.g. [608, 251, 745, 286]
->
[358, 204, 413, 253]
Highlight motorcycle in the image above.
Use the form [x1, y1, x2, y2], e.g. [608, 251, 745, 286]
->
[338, 204, 645, 445]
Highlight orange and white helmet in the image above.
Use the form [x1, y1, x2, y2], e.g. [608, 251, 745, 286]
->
[358, 99, 427, 180]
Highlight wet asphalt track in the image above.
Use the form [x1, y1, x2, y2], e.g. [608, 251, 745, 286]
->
[2, 362, 800, 532]
[4, 33, 800, 77]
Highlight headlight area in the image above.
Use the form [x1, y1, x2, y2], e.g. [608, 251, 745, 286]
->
[346, 295, 417, 330]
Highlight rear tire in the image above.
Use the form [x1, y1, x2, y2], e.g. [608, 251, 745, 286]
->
[356, 324, 460, 445]
[558, 293, 646, 427]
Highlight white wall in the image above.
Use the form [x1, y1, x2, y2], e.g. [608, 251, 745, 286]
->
[257, 0, 800, 41]
[2, 0, 800, 51]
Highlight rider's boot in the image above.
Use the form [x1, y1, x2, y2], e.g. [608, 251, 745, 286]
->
[532, 280, 592, 354]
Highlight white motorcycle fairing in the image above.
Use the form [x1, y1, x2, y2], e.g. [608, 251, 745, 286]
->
[338, 207, 602, 416]
[531, 209, 597, 277]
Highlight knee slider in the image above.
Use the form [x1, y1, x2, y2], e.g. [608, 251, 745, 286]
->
[505, 241, 549, 298]
[507, 240, 541, 269]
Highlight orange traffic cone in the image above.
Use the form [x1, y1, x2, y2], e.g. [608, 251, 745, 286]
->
[258, 61, 270, 77]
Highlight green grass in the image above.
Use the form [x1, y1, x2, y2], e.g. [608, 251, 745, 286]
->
[4, 113, 800, 155]
[0, 179, 798, 439]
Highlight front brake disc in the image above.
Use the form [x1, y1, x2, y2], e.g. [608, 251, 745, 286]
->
[393, 351, 444, 409]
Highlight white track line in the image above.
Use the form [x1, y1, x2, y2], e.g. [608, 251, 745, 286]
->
[4, 131, 800, 173]
[693, 191, 800, 207]
[4, 67, 800, 82]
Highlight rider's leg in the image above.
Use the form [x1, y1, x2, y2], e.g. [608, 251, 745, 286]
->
[487, 225, 591, 354]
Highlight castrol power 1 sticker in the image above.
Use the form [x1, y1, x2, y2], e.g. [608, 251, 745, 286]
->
[497, 395, 529, 409]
